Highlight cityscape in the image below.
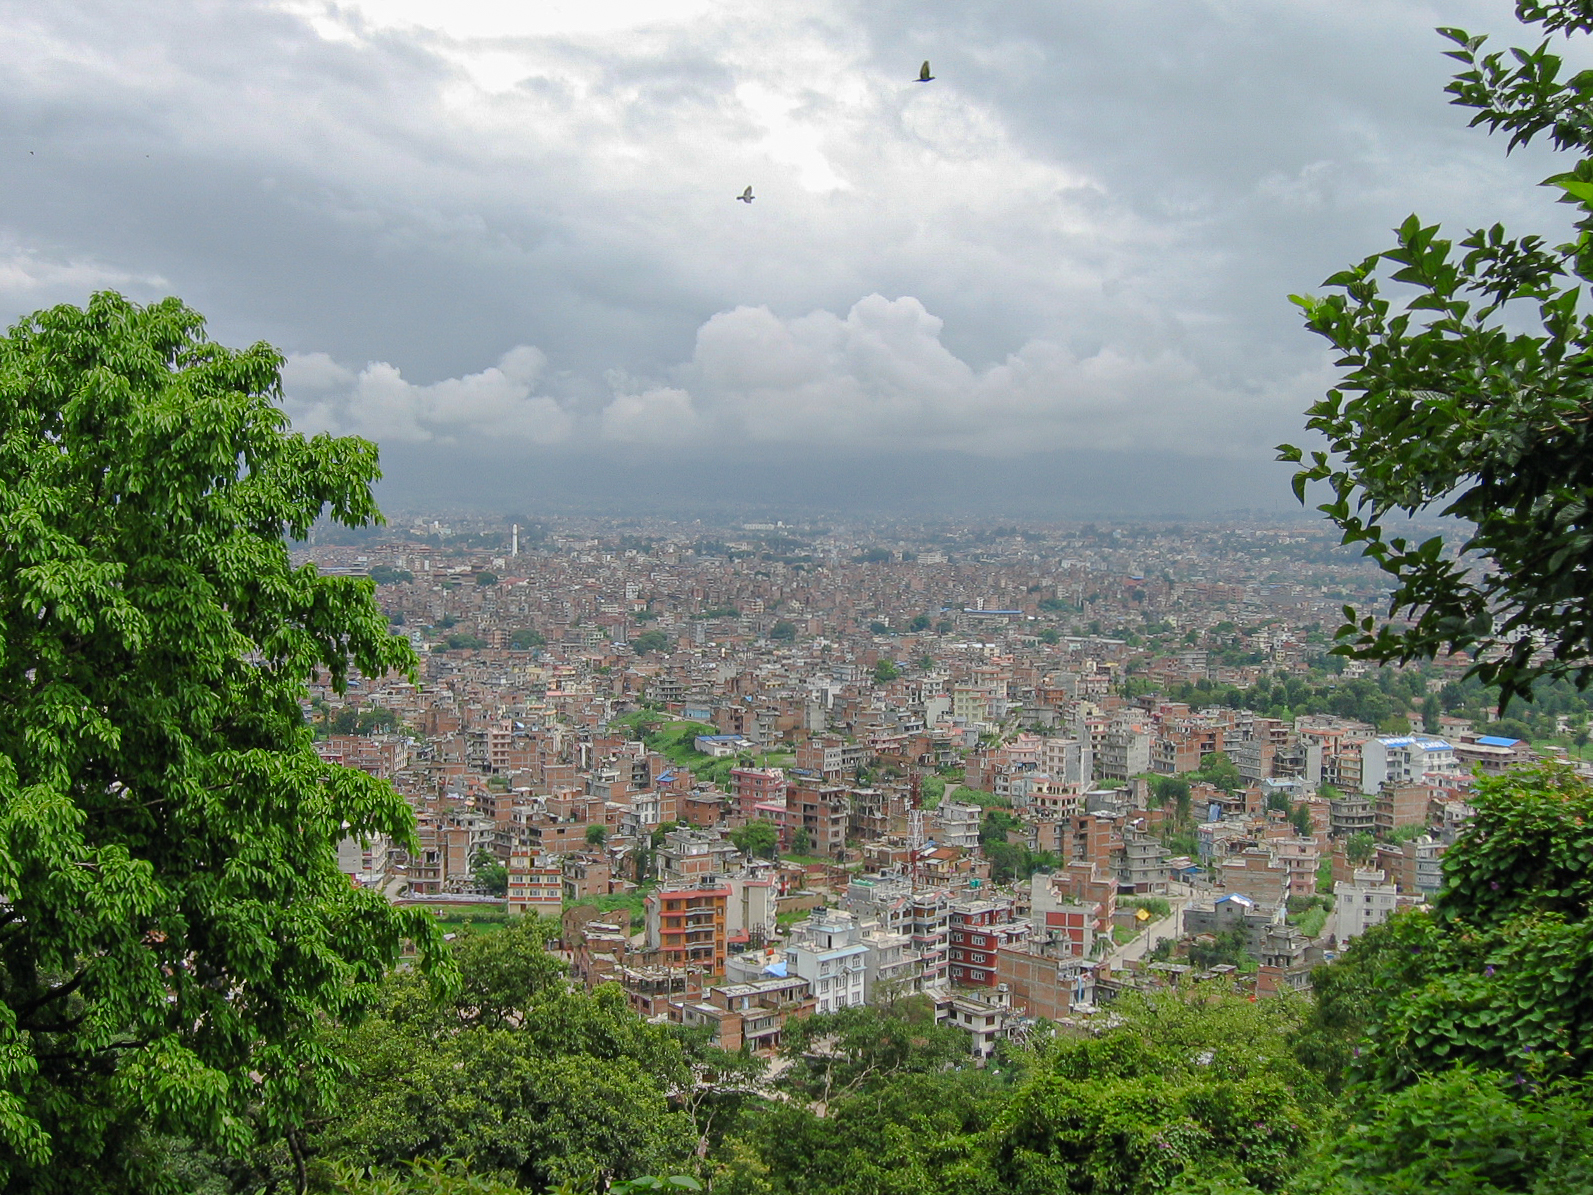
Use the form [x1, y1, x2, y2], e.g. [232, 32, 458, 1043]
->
[5, 0, 1593, 1189]
[300, 512, 1592, 1056]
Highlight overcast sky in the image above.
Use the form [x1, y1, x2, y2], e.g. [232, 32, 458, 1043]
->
[0, 0, 1578, 517]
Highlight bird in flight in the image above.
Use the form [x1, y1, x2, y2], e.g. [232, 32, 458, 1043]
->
[916, 60, 934, 82]
[737, 186, 754, 203]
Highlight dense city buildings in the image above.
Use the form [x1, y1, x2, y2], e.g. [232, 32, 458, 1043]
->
[295, 513, 1591, 1054]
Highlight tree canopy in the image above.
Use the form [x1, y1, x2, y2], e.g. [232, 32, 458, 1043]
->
[0, 293, 446, 1191]
[1280, 1, 1593, 707]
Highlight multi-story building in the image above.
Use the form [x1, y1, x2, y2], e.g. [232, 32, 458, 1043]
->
[645, 880, 731, 973]
[1098, 722, 1152, 781]
[1271, 836, 1322, 899]
[860, 922, 917, 1001]
[656, 827, 743, 878]
[1028, 872, 1098, 958]
[1335, 872, 1399, 941]
[561, 853, 611, 903]
[730, 767, 787, 819]
[1375, 837, 1448, 896]
[1116, 826, 1171, 893]
[1360, 736, 1458, 794]
[672, 975, 814, 1053]
[948, 898, 1029, 988]
[909, 887, 951, 989]
[934, 800, 982, 852]
[792, 783, 850, 858]
[506, 851, 563, 917]
[946, 985, 1018, 1057]
[1374, 784, 1433, 836]
[998, 946, 1099, 1019]
[787, 910, 869, 1014]
[1328, 793, 1376, 839]
[724, 874, 777, 945]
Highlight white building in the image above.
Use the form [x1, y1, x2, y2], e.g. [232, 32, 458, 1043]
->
[1334, 872, 1399, 942]
[1360, 736, 1458, 794]
[946, 985, 1017, 1058]
[860, 922, 917, 1001]
[934, 800, 982, 852]
[786, 910, 869, 1013]
[725, 875, 777, 944]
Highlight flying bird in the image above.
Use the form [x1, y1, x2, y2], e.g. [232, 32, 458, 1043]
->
[916, 60, 934, 82]
[737, 186, 754, 203]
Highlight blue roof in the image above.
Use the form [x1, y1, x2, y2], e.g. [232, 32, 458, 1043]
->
[765, 961, 788, 977]
[1476, 735, 1522, 747]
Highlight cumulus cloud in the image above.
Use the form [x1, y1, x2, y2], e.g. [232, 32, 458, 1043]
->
[288, 292, 1321, 458]
[603, 294, 1325, 456]
[0, 238, 167, 315]
[283, 345, 572, 444]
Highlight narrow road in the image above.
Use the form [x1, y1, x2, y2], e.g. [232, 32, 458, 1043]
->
[1109, 895, 1188, 965]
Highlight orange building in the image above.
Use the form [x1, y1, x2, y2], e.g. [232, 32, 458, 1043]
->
[645, 881, 731, 973]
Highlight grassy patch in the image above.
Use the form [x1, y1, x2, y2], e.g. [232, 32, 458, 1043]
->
[567, 889, 651, 922]
[948, 788, 1012, 809]
[1293, 906, 1328, 938]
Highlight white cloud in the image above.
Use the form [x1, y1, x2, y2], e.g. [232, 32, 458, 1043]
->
[0, 239, 167, 312]
[600, 385, 703, 443]
[281, 291, 1314, 457]
[283, 344, 573, 444]
[630, 293, 1326, 456]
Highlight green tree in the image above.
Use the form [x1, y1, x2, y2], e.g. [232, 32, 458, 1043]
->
[1421, 692, 1441, 734]
[510, 628, 545, 651]
[317, 920, 693, 1190]
[934, 619, 954, 635]
[775, 1005, 969, 1104]
[1344, 830, 1376, 864]
[872, 659, 900, 684]
[789, 828, 813, 855]
[1150, 775, 1192, 824]
[729, 820, 778, 860]
[1279, 3, 1593, 708]
[586, 824, 608, 847]
[1191, 751, 1243, 794]
[475, 571, 498, 587]
[769, 620, 796, 641]
[1290, 1068, 1593, 1195]
[0, 293, 446, 1191]
[988, 987, 1327, 1195]
[908, 615, 931, 632]
[633, 630, 669, 656]
[473, 851, 509, 898]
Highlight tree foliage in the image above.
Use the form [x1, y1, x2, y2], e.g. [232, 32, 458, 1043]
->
[316, 919, 693, 1191]
[1280, 1, 1593, 706]
[0, 293, 446, 1191]
[986, 988, 1326, 1195]
[729, 820, 778, 860]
